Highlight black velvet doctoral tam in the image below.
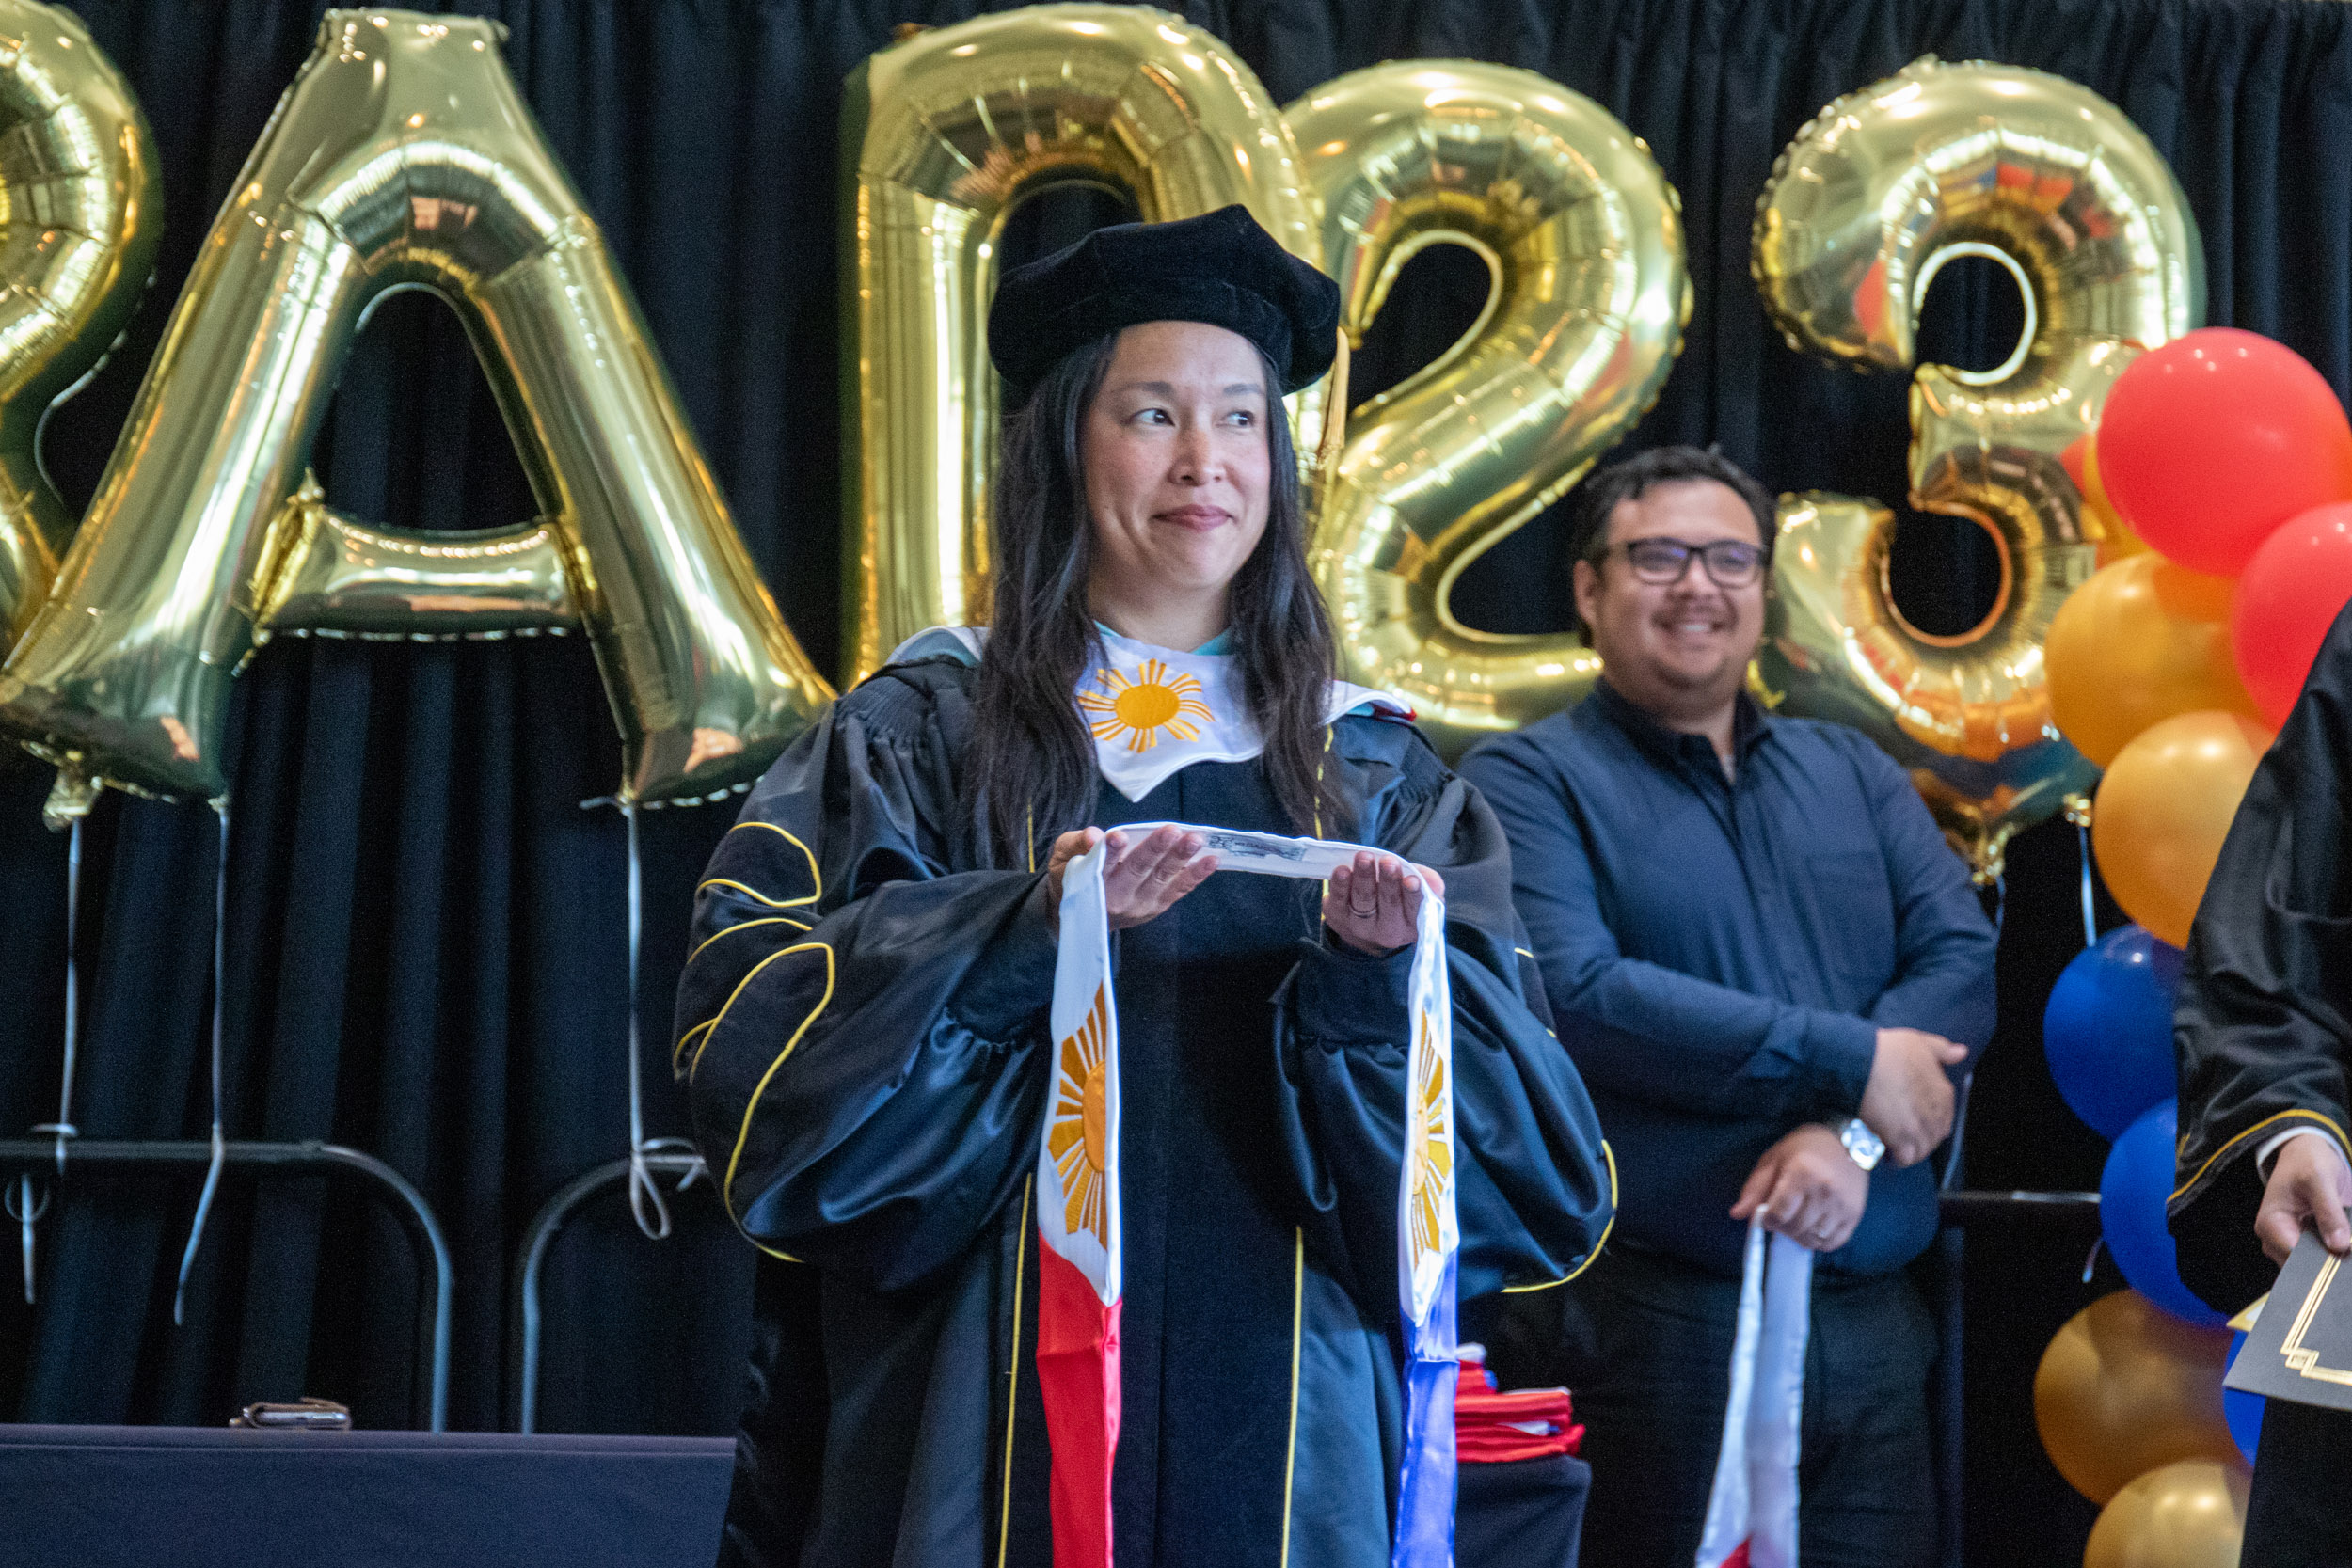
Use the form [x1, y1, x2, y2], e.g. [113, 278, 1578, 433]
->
[987, 203, 1341, 406]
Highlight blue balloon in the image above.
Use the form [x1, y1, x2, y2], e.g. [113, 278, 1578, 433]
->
[2226, 1329, 2265, 1465]
[2044, 925, 2184, 1139]
[2101, 1099, 2227, 1327]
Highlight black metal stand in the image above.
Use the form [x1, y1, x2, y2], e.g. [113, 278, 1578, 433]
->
[1930, 1189, 2102, 1568]
[507, 1151, 706, 1434]
[0, 1138, 453, 1432]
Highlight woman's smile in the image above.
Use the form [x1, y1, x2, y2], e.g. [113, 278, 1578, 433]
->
[1154, 503, 1234, 531]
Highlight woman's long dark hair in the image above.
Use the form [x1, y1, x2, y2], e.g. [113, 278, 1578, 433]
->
[965, 330, 1355, 865]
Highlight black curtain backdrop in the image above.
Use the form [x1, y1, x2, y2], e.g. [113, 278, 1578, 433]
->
[0, 1, 2343, 1563]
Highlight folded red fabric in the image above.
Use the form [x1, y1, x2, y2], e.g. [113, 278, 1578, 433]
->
[1454, 1358, 1583, 1464]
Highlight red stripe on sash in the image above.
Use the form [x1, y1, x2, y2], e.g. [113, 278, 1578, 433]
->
[1036, 1237, 1121, 1568]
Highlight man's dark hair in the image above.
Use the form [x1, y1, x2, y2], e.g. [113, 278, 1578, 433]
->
[1566, 444, 1778, 568]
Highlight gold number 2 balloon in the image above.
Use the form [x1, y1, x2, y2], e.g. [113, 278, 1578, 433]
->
[1753, 56, 2203, 879]
[840, 4, 1321, 681]
[0, 3, 158, 647]
[0, 10, 833, 806]
[1289, 63, 1689, 758]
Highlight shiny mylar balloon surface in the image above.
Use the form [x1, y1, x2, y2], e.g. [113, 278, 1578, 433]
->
[1292, 62, 1687, 758]
[1753, 55, 2203, 879]
[0, 3, 158, 645]
[840, 4, 1320, 681]
[2083, 1460, 2249, 1568]
[0, 10, 831, 804]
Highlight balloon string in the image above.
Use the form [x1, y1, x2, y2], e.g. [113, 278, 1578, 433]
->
[611, 799, 700, 1241]
[1990, 874, 2008, 941]
[2080, 1235, 2104, 1286]
[174, 801, 230, 1326]
[2077, 822, 2097, 950]
[20, 814, 87, 1304]
[5, 1175, 48, 1305]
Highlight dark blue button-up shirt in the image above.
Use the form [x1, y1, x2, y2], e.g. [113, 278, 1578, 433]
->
[1459, 680, 1998, 1277]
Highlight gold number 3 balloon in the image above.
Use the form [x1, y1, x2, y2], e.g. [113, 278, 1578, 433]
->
[1290, 63, 1688, 757]
[1753, 56, 2203, 878]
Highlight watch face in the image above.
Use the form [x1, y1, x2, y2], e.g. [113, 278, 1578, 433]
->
[1841, 1119, 1884, 1170]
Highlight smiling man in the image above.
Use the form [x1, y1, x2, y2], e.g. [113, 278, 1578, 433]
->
[1457, 446, 1997, 1568]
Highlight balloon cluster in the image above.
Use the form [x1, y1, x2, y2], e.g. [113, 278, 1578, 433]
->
[2043, 930, 2219, 1323]
[2026, 331, 2352, 1555]
[2048, 327, 2352, 946]
[2043, 929, 2252, 1365]
[2037, 898, 2263, 1553]
[2034, 1291, 2251, 1565]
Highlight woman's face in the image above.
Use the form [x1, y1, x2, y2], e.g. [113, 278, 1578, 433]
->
[1080, 320, 1273, 618]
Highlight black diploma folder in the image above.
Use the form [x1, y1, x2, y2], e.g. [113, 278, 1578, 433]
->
[2227, 1216, 2352, 1412]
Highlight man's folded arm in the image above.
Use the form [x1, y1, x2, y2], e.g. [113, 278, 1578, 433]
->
[1463, 741, 1875, 1122]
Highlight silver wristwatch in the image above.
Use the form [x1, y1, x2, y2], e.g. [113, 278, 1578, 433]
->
[1839, 1117, 1884, 1172]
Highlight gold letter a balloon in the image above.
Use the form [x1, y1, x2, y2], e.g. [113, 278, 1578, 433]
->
[0, 10, 831, 805]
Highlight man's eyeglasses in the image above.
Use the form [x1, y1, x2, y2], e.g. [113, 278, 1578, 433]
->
[1594, 536, 1770, 588]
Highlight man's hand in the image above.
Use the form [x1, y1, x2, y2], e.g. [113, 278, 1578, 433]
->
[2256, 1133, 2352, 1264]
[1731, 1123, 1868, 1253]
[1044, 826, 1216, 931]
[1324, 851, 1445, 955]
[1859, 1027, 1969, 1167]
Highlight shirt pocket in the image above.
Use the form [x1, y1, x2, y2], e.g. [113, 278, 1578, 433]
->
[1797, 848, 1898, 995]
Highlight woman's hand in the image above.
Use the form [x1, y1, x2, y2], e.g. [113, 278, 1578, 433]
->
[1323, 851, 1445, 956]
[1044, 825, 1217, 932]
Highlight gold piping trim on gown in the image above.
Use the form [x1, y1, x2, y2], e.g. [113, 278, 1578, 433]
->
[716, 942, 837, 1261]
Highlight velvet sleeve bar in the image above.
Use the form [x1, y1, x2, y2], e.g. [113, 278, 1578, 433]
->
[677, 666, 1057, 1293]
[1273, 718, 1615, 1311]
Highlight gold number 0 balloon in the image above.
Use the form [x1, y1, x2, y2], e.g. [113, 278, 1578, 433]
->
[1290, 64, 1688, 757]
[0, 3, 158, 647]
[0, 11, 832, 805]
[1753, 56, 2203, 879]
[840, 4, 1320, 681]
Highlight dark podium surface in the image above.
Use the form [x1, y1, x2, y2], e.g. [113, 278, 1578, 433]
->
[0, 1424, 734, 1568]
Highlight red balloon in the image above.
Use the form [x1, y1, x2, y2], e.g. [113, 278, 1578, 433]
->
[2232, 501, 2352, 724]
[2102, 328, 2352, 577]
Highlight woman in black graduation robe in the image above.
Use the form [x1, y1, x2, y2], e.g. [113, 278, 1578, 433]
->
[676, 207, 1613, 1568]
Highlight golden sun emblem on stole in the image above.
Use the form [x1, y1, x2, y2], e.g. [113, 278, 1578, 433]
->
[1405, 1015, 1454, 1268]
[1076, 659, 1213, 752]
[1048, 985, 1114, 1246]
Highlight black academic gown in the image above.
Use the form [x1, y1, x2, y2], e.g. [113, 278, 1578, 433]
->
[2171, 601, 2352, 1314]
[2173, 603, 2352, 1564]
[676, 657, 1613, 1568]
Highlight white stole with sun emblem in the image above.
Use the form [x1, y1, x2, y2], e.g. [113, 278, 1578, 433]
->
[882, 624, 1406, 802]
[1035, 826, 1459, 1568]
[1075, 626, 1400, 800]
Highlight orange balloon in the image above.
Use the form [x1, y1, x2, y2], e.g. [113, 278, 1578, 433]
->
[2034, 1291, 2241, 1505]
[2047, 556, 2265, 767]
[2083, 1459, 2249, 1568]
[2066, 432, 2149, 566]
[2092, 710, 2274, 948]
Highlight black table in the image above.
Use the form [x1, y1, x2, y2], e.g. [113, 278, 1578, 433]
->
[0, 1425, 733, 1568]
